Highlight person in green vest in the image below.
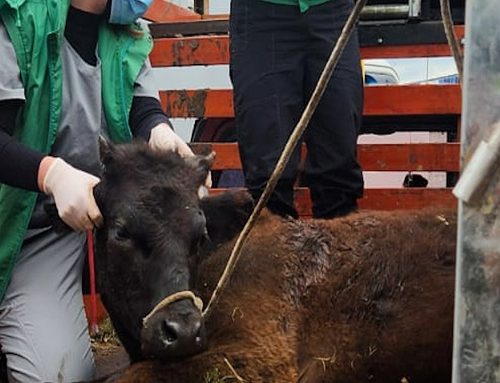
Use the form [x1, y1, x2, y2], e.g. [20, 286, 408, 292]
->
[230, 0, 364, 219]
[0, 0, 194, 381]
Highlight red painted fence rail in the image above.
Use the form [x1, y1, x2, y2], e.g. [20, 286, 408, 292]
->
[150, 26, 465, 67]
[159, 85, 461, 118]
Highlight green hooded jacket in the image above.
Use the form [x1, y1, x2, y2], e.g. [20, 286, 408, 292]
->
[0, 0, 152, 301]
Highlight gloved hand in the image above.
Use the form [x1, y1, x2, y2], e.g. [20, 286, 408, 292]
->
[149, 123, 194, 158]
[149, 123, 212, 188]
[39, 157, 103, 231]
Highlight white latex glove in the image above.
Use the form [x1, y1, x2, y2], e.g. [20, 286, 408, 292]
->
[149, 123, 212, 188]
[149, 123, 194, 158]
[41, 158, 102, 231]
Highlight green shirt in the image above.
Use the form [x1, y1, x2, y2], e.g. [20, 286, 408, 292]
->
[259, 0, 332, 13]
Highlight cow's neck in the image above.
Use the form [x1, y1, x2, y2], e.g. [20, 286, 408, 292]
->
[109, 312, 143, 362]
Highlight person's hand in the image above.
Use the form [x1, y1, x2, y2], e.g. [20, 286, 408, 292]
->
[39, 157, 103, 231]
[149, 123, 212, 188]
[149, 123, 194, 158]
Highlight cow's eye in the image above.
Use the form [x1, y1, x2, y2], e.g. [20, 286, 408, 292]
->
[115, 226, 132, 241]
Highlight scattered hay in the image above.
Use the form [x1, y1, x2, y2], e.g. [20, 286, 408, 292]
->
[314, 351, 337, 372]
[223, 358, 246, 382]
[203, 367, 233, 383]
[204, 360, 248, 383]
[91, 317, 121, 351]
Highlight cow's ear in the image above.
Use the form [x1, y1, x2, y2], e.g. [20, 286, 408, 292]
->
[187, 152, 215, 186]
[99, 136, 114, 166]
[93, 182, 106, 216]
[200, 190, 254, 246]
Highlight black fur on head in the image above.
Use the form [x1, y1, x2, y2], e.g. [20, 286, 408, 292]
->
[94, 139, 252, 361]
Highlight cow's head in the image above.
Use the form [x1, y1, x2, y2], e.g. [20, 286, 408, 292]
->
[94, 140, 253, 362]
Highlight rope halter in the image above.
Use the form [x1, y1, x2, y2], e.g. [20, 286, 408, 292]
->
[142, 290, 204, 328]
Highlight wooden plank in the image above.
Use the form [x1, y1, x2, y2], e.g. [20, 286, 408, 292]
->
[359, 23, 464, 49]
[358, 188, 456, 210]
[160, 85, 461, 118]
[357, 143, 460, 171]
[365, 85, 461, 116]
[151, 36, 229, 67]
[150, 26, 465, 67]
[361, 42, 463, 59]
[149, 19, 228, 37]
[190, 143, 460, 172]
[150, 17, 463, 42]
[144, 0, 201, 23]
[210, 187, 456, 216]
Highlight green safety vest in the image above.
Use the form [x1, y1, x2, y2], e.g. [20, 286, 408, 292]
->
[0, 0, 152, 301]
[259, 0, 332, 13]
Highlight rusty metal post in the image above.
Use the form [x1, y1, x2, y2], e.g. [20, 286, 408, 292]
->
[452, 0, 500, 381]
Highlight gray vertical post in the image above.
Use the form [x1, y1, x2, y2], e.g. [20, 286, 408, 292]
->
[453, 1, 500, 382]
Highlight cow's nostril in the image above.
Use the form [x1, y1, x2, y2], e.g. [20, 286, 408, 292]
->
[146, 314, 207, 357]
[161, 320, 178, 345]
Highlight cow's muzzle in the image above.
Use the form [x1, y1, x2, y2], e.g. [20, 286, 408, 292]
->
[141, 293, 207, 359]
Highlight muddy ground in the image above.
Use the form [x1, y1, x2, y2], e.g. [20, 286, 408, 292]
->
[92, 318, 130, 381]
[94, 342, 129, 380]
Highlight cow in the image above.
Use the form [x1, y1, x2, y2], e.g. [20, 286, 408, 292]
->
[94, 141, 456, 383]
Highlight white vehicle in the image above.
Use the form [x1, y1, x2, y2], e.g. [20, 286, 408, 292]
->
[364, 60, 400, 85]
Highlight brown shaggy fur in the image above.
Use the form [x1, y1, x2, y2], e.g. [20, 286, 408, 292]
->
[106, 208, 456, 383]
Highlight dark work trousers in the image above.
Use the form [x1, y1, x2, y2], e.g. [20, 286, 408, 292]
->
[229, 0, 364, 219]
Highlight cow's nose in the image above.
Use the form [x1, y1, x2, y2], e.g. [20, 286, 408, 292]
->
[159, 317, 206, 356]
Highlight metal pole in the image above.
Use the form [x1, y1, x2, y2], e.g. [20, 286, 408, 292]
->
[361, 5, 410, 20]
[452, 0, 500, 381]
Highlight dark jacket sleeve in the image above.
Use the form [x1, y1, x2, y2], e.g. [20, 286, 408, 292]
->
[129, 96, 172, 141]
[0, 100, 44, 192]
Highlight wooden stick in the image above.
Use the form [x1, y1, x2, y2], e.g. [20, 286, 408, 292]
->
[440, 0, 463, 85]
